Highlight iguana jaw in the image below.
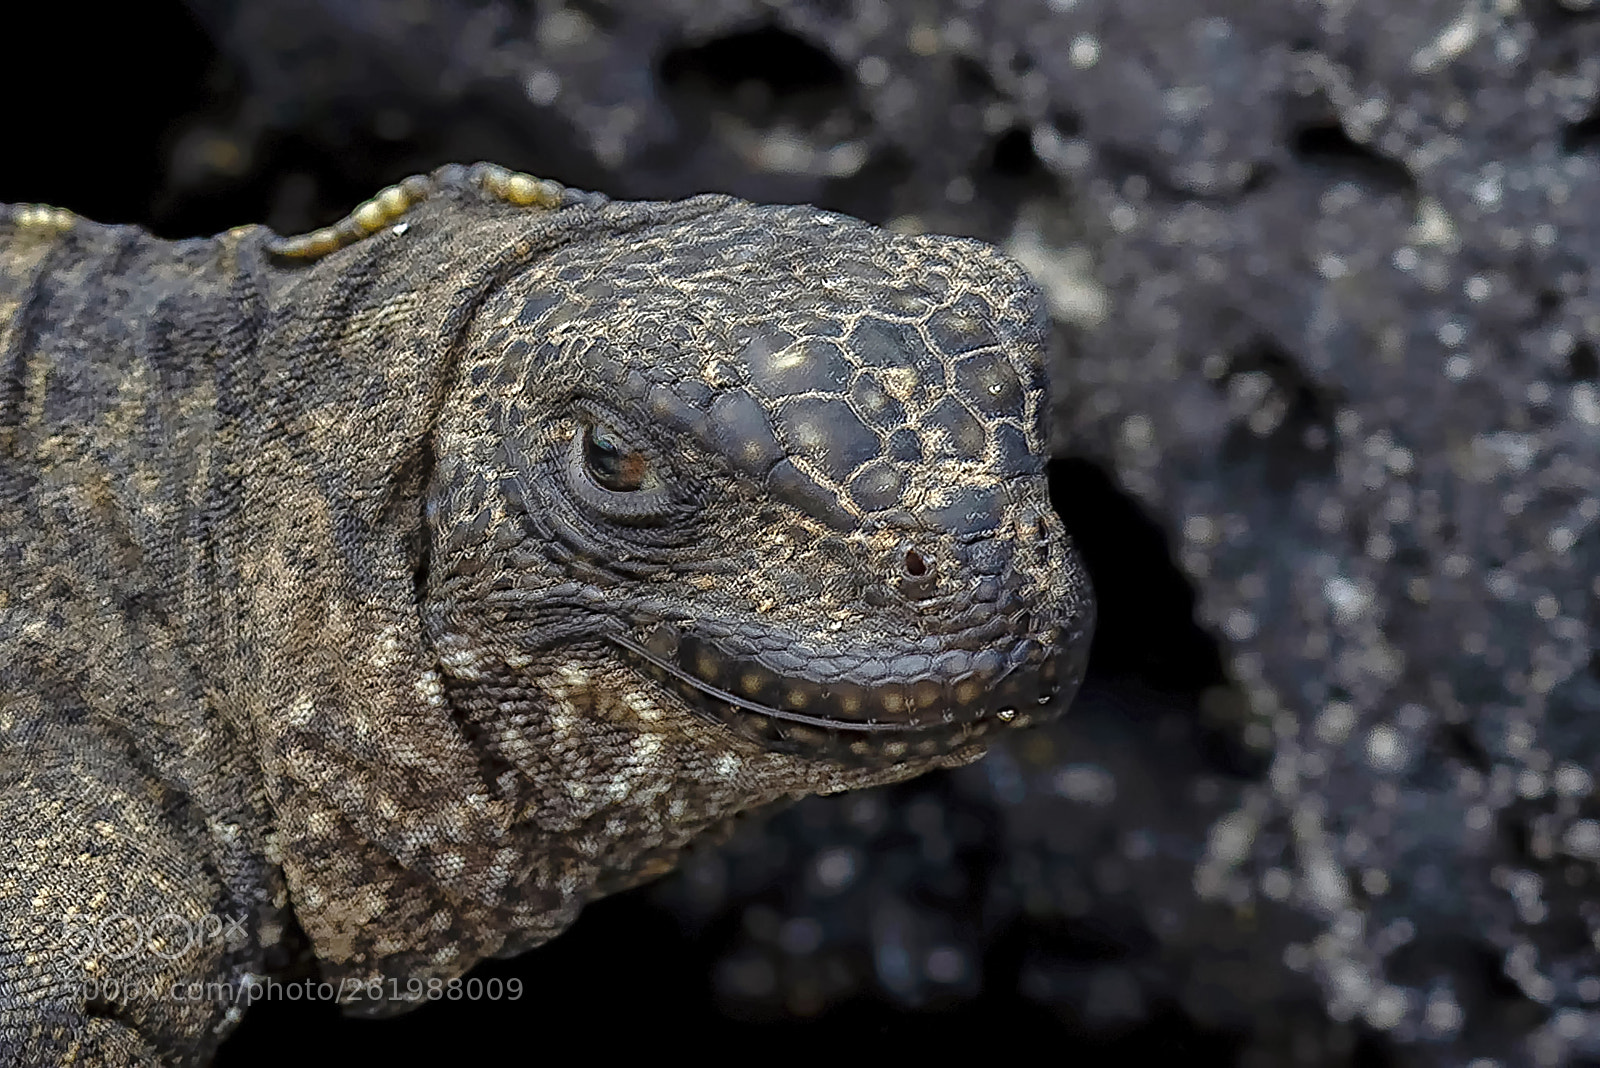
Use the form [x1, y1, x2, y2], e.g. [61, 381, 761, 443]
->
[606, 609, 1091, 764]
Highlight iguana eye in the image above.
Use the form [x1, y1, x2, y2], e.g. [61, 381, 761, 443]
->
[583, 423, 648, 492]
[560, 407, 690, 527]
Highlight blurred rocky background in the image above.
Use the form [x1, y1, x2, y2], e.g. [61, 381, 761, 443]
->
[7, 1, 1600, 1064]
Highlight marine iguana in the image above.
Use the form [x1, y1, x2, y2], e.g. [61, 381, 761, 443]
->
[0, 163, 1092, 1065]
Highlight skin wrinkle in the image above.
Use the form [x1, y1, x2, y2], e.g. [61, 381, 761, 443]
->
[0, 163, 1092, 1066]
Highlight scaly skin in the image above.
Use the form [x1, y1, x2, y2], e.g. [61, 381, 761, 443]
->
[0, 164, 1093, 1065]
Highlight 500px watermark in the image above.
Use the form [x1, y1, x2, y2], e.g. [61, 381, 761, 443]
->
[60, 912, 248, 962]
[183, 976, 526, 1005]
[79, 975, 526, 1006]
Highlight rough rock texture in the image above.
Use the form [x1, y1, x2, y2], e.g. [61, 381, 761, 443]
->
[8, 0, 1600, 1064]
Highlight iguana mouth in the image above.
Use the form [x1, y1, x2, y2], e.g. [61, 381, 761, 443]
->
[608, 618, 1088, 762]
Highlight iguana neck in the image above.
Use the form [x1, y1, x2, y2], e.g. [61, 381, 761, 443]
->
[0, 209, 287, 943]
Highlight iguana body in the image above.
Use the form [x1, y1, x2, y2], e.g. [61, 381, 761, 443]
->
[0, 164, 1093, 1065]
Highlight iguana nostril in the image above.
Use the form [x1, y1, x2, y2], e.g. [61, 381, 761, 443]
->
[897, 546, 938, 599]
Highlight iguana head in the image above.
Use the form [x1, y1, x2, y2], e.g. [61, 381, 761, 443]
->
[245, 171, 1096, 982]
[426, 196, 1093, 798]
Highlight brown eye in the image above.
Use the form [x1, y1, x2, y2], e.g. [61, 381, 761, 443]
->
[583, 424, 648, 492]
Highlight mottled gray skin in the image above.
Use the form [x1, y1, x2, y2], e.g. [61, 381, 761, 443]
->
[0, 165, 1092, 1065]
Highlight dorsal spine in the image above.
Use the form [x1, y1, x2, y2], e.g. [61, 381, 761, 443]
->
[267, 162, 567, 261]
